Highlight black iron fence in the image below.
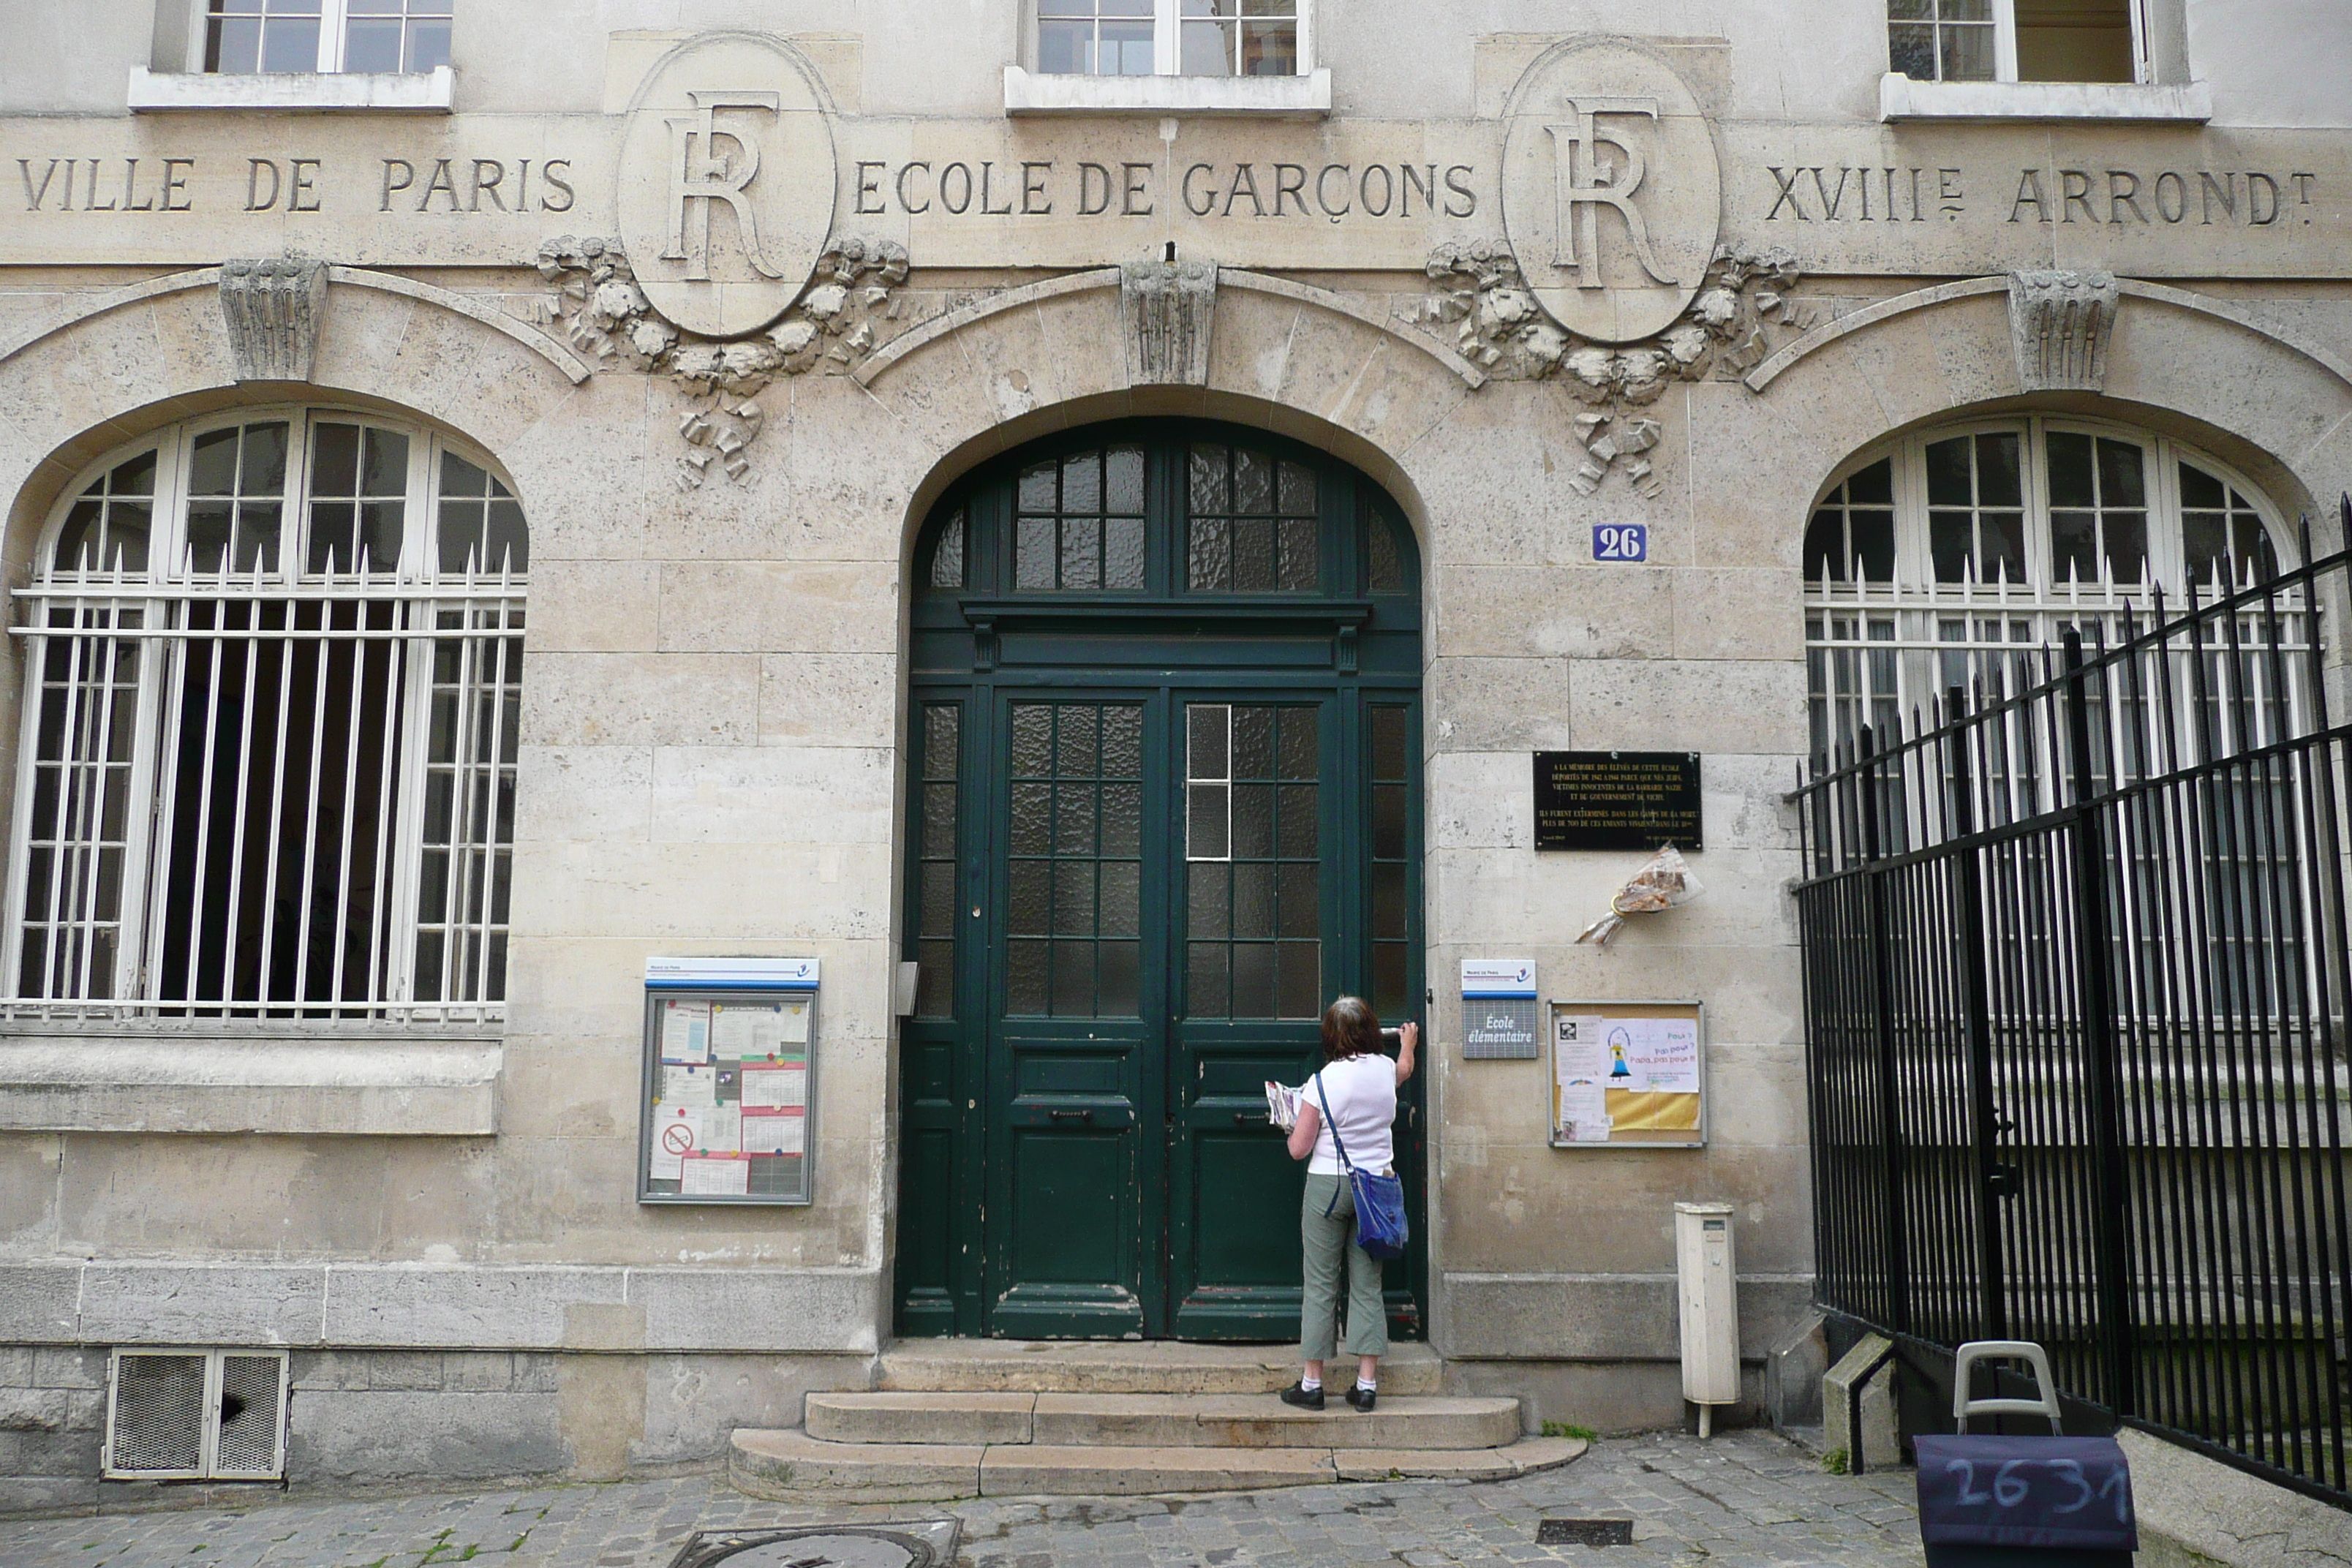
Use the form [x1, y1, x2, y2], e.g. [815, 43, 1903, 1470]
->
[1793, 506, 2352, 1507]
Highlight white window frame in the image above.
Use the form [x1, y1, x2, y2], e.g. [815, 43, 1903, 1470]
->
[4, 406, 524, 1025]
[129, 0, 455, 111]
[1892, 0, 2151, 86]
[1812, 415, 2289, 596]
[1006, 0, 1329, 116]
[192, 0, 452, 75]
[1879, 0, 2212, 122]
[1803, 415, 2303, 770]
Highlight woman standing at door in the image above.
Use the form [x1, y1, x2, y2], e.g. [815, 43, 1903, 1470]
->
[1283, 997, 1417, 1412]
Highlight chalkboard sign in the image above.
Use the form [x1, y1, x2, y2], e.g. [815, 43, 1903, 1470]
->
[1533, 751, 1703, 851]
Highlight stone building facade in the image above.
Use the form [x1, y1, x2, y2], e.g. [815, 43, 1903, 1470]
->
[0, 0, 2348, 1507]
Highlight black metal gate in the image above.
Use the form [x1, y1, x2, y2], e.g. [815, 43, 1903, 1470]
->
[1793, 507, 2352, 1507]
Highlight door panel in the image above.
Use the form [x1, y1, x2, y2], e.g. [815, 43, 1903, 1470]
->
[1166, 700, 1328, 1338]
[984, 697, 1164, 1338]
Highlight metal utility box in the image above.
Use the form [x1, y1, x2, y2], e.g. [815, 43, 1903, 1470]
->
[1674, 1201, 1740, 1433]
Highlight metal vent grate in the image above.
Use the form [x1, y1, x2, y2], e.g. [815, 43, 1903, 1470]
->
[108, 1353, 207, 1477]
[105, 1348, 288, 1480]
[214, 1354, 287, 1477]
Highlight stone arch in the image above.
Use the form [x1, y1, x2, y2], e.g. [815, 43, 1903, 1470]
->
[1701, 282, 2352, 565]
[0, 273, 585, 568]
[0, 286, 573, 872]
[856, 271, 1489, 584]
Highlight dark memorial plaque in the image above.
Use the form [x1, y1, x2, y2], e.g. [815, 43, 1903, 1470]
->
[1534, 751, 1703, 851]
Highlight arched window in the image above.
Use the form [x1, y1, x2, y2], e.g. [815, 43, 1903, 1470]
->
[10, 408, 527, 1020]
[1803, 416, 2290, 760]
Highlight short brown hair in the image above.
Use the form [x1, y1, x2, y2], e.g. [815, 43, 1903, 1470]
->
[1320, 995, 1382, 1062]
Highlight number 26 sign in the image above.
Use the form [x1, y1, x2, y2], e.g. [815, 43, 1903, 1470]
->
[1593, 524, 1647, 562]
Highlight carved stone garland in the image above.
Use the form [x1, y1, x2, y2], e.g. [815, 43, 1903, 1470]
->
[1406, 240, 1814, 497]
[537, 235, 911, 490]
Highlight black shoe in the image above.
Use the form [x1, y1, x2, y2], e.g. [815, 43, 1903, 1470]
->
[1280, 1382, 1325, 1410]
[1345, 1384, 1377, 1412]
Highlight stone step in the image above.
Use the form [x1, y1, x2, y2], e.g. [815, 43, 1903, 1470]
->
[727, 1428, 1586, 1502]
[877, 1338, 1444, 1397]
[805, 1391, 1523, 1450]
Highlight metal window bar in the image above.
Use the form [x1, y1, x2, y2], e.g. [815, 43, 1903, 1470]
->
[1792, 503, 2352, 1508]
[4, 554, 524, 1024]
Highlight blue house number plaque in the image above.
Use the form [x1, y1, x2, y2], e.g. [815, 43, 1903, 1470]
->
[1594, 523, 1647, 562]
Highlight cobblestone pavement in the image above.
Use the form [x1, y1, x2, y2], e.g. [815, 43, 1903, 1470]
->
[7, 1431, 1923, 1568]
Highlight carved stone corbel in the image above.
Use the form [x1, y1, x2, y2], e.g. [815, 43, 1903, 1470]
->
[219, 257, 329, 382]
[1121, 255, 1217, 385]
[2008, 270, 2119, 393]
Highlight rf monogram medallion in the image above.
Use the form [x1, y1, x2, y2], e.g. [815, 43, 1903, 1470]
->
[1501, 39, 1722, 344]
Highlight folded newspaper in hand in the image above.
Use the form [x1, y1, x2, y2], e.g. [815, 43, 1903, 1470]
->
[1264, 1080, 1302, 1129]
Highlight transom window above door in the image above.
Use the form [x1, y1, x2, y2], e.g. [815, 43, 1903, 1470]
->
[923, 425, 1413, 601]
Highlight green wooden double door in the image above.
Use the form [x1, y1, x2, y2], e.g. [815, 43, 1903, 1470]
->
[894, 421, 1424, 1341]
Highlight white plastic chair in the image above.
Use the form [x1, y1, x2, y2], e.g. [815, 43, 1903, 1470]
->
[1950, 1340, 2064, 1435]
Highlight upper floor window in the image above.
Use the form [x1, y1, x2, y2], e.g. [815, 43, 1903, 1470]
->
[8, 409, 523, 1023]
[1891, 0, 2148, 85]
[206, 0, 451, 75]
[1036, 0, 1302, 78]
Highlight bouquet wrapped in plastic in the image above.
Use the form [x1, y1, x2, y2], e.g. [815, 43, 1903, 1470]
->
[1575, 845, 1704, 946]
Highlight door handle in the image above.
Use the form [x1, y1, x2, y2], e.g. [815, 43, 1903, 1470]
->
[1049, 1108, 1094, 1124]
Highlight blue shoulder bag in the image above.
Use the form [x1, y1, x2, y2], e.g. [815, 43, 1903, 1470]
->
[1314, 1070, 1409, 1261]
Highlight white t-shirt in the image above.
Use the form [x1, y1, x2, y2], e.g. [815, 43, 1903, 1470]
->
[1306, 1053, 1398, 1176]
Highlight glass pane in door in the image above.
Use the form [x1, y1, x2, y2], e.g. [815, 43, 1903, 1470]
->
[1006, 701, 1143, 1017]
[1184, 703, 1320, 1018]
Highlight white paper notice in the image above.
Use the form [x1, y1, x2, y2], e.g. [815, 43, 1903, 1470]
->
[741, 1063, 807, 1109]
[703, 1104, 741, 1154]
[660, 1063, 717, 1107]
[1560, 1082, 1611, 1142]
[709, 1004, 755, 1058]
[1554, 1013, 1611, 1142]
[658, 1000, 710, 1063]
[679, 1154, 750, 1196]
[1617, 1017, 1701, 1095]
[1555, 1014, 1607, 1082]
[650, 1107, 706, 1180]
[777, 999, 811, 1044]
[742, 1109, 806, 1156]
[713, 1003, 793, 1058]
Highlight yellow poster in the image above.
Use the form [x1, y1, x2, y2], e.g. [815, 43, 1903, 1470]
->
[1605, 1088, 1701, 1133]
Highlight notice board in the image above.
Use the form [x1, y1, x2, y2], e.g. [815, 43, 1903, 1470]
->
[1550, 1000, 1706, 1148]
[638, 957, 819, 1205]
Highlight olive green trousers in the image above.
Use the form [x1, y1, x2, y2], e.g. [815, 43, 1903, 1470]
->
[1300, 1172, 1390, 1361]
